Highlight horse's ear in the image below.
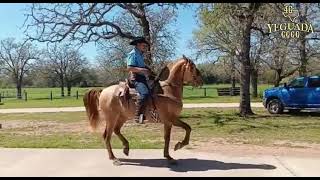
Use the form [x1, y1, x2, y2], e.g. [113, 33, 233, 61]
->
[182, 54, 188, 62]
[182, 54, 190, 64]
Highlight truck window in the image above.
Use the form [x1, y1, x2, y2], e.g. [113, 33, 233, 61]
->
[288, 77, 305, 88]
[308, 78, 320, 88]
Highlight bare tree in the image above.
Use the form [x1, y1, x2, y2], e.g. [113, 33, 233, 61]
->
[41, 44, 87, 97]
[260, 37, 300, 87]
[0, 38, 38, 99]
[294, 3, 320, 76]
[23, 3, 180, 67]
[95, 5, 178, 79]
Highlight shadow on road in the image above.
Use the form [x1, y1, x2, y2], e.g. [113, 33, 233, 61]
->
[119, 158, 276, 172]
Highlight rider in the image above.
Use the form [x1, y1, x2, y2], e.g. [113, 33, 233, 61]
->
[126, 37, 151, 124]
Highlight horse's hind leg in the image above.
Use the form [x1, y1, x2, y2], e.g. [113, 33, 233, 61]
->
[103, 113, 121, 165]
[114, 117, 130, 156]
[172, 118, 191, 151]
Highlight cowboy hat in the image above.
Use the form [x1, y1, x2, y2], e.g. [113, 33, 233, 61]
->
[129, 37, 149, 46]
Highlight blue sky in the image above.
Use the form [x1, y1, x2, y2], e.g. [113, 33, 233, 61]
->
[0, 3, 199, 62]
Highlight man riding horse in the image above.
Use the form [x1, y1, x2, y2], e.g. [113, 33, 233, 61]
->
[126, 37, 152, 124]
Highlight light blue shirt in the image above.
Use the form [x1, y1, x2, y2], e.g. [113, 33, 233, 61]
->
[127, 47, 146, 68]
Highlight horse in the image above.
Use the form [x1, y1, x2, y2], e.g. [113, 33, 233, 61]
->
[83, 56, 203, 165]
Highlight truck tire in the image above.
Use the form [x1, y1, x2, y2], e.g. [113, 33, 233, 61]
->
[267, 99, 284, 114]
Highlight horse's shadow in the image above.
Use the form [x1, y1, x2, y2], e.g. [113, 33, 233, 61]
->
[118, 158, 276, 172]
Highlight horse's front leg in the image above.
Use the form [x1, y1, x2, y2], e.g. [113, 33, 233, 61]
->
[172, 118, 191, 151]
[163, 122, 177, 165]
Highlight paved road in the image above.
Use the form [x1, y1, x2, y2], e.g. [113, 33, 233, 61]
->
[0, 148, 319, 177]
[0, 103, 264, 114]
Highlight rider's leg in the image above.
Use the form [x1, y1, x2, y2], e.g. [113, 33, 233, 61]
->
[133, 81, 150, 124]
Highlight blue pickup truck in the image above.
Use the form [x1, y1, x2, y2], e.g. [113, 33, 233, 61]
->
[263, 76, 320, 114]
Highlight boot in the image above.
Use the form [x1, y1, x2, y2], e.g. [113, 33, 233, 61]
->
[134, 98, 146, 124]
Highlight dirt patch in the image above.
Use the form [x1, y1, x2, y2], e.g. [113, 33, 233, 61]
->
[0, 119, 92, 135]
[190, 140, 320, 157]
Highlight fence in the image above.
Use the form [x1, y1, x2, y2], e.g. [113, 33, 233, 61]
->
[0, 89, 86, 102]
[183, 86, 240, 98]
[0, 86, 243, 103]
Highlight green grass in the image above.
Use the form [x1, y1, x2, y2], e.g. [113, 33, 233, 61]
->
[0, 84, 274, 108]
[0, 108, 319, 148]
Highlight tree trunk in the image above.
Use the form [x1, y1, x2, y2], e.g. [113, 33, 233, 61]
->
[298, 37, 307, 76]
[231, 58, 236, 89]
[297, 4, 308, 77]
[274, 69, 282, 87]
[15, 76, 23, 99]
[137, 4, 152, 66]
[239, 14, 254, 116]
[16, 83, 22, 99]
[67, 82, 71, 97]
[60, 76, 65, 97]
[274, 79, 281, 87]
[251, 68, 258, 98]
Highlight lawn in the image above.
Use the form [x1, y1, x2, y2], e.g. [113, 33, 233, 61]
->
[0, 84, 274, 108]
[0, 108, 319, 149]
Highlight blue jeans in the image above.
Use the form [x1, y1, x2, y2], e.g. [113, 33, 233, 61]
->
[133, 81, 150, 101]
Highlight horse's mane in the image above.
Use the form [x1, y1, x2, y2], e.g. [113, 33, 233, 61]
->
[156, 58, 184, 81]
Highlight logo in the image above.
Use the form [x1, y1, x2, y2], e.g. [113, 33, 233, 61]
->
[267, 5, 314, 39]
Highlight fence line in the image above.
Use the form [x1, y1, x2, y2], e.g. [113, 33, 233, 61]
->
[0, 90, 84, 102]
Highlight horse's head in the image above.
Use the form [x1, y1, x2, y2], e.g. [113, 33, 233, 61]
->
[181, 55, 203, 88]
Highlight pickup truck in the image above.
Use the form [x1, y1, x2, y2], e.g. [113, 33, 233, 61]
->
[263, 76, 320, 114]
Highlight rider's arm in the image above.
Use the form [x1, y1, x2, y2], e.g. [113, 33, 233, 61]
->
[127, 66, 149, 74]
[127, 53, 150, 75]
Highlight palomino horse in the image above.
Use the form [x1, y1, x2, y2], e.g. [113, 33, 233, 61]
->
[83, 56, 203, 165]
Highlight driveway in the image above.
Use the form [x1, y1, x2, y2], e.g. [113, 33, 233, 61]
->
[0, 148, 319, 177]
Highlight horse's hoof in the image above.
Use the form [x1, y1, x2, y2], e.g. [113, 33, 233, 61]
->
[123, 148, 129, 156]
[113, 159, 122, 166]
[174, 142, 183, 151]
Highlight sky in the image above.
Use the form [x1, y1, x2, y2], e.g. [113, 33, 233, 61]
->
[0, 3, 199, 62]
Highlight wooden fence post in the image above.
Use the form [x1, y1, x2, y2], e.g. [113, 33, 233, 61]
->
[50, 91, 53, 101]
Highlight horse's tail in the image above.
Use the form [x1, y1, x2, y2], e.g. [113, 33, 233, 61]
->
[83, 88, 103, 130]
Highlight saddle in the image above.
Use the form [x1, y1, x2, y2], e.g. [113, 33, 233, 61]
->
[117, 78, 161, 123]
[118, 79, 139, 102]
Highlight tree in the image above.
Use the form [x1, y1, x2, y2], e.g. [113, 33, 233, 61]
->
[41, 44, 87, 97]
[0, 38, 38, 99]
[194, 3, 266, 116]
[250, 30, 268, 97]
[293, 3, 320, 76]
[95, 5, 178, 79]
[260, 36, 300, 87]
[23, 3, 180, 67]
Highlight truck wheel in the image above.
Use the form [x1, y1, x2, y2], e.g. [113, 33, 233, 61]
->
[267, 99, 284, 114]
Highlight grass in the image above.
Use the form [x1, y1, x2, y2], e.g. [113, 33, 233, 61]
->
[0, 84, 274, 108]
[0, 108, 319, 149]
